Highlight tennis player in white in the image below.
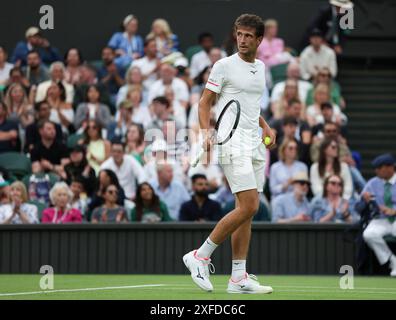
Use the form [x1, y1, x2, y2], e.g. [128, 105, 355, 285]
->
[183, 14, 276, 294]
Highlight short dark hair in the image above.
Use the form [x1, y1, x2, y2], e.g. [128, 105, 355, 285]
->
[64, 47, 84, 66]
[234, 14, 265, 38]
[144, 38, 156, 47]
[198, 32, 213, 43]
[111, 138, 125, 149]
[282, 116, 298, 127]
[34, 100, 50, 112]
[38, 119, 55, 130]
[27, 49, 40, 57]
[152, 96, 170, 108]
[320, 102, 333, 110]
[191, 174, 207, 184]
[288, 98, 302, 107]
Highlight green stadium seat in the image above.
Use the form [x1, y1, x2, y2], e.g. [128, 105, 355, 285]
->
[67, 133, 84, 149]
[27, 200, 47, 221]
[184, 45, 202, 63]
[0, 152, 31, 179]
[270, 63, 289, 85]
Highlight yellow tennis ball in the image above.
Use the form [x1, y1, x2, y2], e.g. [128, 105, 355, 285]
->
[264, 137, 271, 146]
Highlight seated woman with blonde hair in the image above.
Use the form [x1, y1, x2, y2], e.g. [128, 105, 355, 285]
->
[42, 182, 82, 223]
[0, 181, 38, 224]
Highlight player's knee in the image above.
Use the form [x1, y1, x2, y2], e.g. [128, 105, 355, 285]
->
[363, 228, 380, 242]
[242, 199, 259, 217]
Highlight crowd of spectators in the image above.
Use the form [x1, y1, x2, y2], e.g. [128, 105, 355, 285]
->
[0, 8, 393, 230]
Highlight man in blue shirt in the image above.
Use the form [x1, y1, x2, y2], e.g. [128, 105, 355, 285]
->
[180, 174, 222, 222]
[11, 27, 61, 67]
[271, 172, 311, 223]
[357, 154, 396, 276]
[150, 162, 190, 221]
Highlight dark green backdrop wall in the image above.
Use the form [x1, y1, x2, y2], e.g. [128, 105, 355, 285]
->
[1, 0, 395, 60]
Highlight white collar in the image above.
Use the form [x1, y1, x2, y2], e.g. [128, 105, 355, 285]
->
[385, 173, 396, 185]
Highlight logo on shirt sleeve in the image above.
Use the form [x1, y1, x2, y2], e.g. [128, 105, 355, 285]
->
[207, 78, 219, 87]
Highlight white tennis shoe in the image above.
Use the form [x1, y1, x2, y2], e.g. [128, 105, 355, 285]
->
[227, 273, 273, 294]
[183, 250, 215, 292]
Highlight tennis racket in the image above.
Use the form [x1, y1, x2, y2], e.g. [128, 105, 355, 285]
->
[191, 99, 241, 167]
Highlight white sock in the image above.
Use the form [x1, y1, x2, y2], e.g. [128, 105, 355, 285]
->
[196, 237, 218, 259]
[231, 260, 246, 281]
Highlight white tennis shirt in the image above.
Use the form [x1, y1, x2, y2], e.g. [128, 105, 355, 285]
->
[205, 53, 266, 157]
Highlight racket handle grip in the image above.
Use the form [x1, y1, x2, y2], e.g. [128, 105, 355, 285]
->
[191, 147, 205, 168]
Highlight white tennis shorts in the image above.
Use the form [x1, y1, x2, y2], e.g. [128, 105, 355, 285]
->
[219, 143, 266, 194]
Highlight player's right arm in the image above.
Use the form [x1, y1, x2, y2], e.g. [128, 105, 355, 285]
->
[198, 88, 217, 151]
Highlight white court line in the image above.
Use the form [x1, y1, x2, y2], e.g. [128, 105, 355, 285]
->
[0, 284, 165, 297]
[167, 284, 396, 291]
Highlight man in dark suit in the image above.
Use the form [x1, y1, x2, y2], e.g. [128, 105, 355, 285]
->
[300, 0, 354, 55]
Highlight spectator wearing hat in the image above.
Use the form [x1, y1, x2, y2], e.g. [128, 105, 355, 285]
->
[300, 0, 354, 55]
[271, 172, 311, 223]
[0, 181, 38, 224]
[11, 27, 61, 67]
[356, 154, 396, 276]
[108, 14, 144, 70]
[299, 28, 337, 81]
[0, 47, 14, 86]
[179, 174, 222, 222]
[310, 174, 355, 223]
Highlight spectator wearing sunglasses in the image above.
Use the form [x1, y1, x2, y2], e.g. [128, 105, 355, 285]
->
[305, 67, 343, 108]
[91, 184, 128, 223]
[310, 174, 355, 223]
[271, 172, 311, 223]
[310, 138, 353, 200]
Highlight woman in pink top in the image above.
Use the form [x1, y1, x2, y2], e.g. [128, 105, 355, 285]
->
[42, 182, 82, 224]
[257, 19, 286, 67]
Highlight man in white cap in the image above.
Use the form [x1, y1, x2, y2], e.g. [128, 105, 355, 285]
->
[300, 0, 354, 55]
[10, 27, 61, 67]
[271, 172, 312, 223]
